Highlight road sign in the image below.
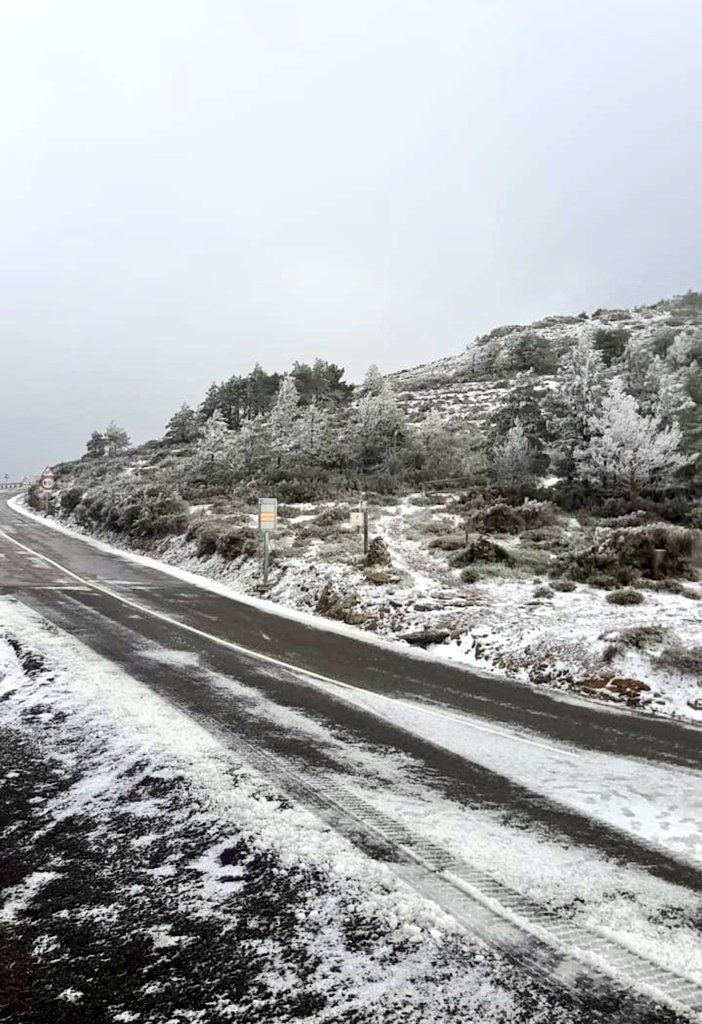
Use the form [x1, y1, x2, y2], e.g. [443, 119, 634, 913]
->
[39, 469, 55, 492]
[349, 510, 363, 528]
[258, 497, 278, 587]
[258, 497, 278, 533]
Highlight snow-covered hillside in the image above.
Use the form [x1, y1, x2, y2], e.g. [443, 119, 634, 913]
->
[388, 297, 697, 426]
[33, 291, 702, 725]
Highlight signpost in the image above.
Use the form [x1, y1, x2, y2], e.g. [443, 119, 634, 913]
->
[258, 497, 278, 586]
[349, 501, 369, 554]
[39, 467, 54, 513]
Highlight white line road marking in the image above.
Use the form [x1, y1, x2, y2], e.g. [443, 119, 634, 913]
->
[0, 525, 578, 759]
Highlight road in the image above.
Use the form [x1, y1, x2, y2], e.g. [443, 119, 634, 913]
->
[3, 495, 702, 1017]
[0, 493, 699, 886]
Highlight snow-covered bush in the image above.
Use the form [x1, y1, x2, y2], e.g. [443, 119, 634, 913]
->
[449, 538, 511, 566]
[606, 588, 645, 605]
[554, 524, 700, 586]
[60, 487, 83, 515]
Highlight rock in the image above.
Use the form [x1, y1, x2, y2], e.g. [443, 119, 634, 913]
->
[364, 536, 391, 567]
[315, 583, 365, 625]
[580, 675, 650, 707]
[398, 629, 450, 648]
[414, 600, 441, 611]
[363, 569, 399, 585]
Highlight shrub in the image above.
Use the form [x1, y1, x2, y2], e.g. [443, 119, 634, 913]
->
[551, 579, 576, 592]
[429, 534, 466, 551]
[520, 500, 559, 530]
[606, 589, 645, 606]
[658, 643, 702, 676]
[116, 504, 143, 533]
[554, 524, 700, 584]
[189, 522, 220, 557]
[26, 484, 42, 511]
[533, 585, 553, 598]
[460, 567, 480, 584]
[130, 493, 190, 540]
[423, 519, 455, 537]
[466, 499, 557, 536]
[468, 502, 524, 534]
[314, 506, 348, 528]
[147, 513, 189, 538]
[60, 487, 83, 515]
[612, 624, 667, 649]
[449, 537, 511, 567]
[216, 527, 257, 561]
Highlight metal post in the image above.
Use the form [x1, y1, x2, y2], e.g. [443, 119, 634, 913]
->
[262, 530, 269, 586]
[363, 503, 369, 555]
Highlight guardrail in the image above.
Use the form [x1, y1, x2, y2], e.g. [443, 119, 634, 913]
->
[0, 482, 26, 490]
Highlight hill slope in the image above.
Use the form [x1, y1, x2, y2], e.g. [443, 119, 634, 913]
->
[28, 290, 702, 724]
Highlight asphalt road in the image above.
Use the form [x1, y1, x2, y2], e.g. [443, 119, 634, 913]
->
[1, 494, 701, 895]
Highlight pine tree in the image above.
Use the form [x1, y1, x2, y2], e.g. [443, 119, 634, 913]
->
[164, 404, 200, 444]
[104, 422, 130, 456]
[546, 332, 607, 473]
[291, 359, 353, 406]
[269, 375, 301, 453]
[489, 371, 550, 451]
[85, 430, 107, 459]
[355, 378, 406, 467]
[197, 410, 236, 466]
[492, 420, 534, 493]
[415, 410, 466, 481]
[575, 378, 693, 499]
[294, 402, 336, 464]
[230, 415, 271, 477]
[362, 364, 384, 396]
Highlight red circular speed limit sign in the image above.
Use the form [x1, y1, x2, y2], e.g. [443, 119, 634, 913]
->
[39, 471, 54, 492]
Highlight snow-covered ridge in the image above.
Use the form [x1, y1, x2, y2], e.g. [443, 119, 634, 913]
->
[385, 294, 700, 425]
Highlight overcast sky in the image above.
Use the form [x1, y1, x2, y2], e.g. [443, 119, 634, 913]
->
[2, 1, 701, 478]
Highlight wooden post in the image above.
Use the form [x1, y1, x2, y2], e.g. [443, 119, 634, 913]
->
[363, 503, 369, 556]
[652, 547, 666, 580]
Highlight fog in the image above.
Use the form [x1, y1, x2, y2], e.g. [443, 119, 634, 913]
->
[1, 0, 701, 479]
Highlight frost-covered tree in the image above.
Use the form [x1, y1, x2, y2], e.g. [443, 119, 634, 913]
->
[85, 430, 106, 459]
[633, 356, 692, 427]
[104, 422, 130, 457]
[546, 333, 607, 472]
[269, 375, 301, 453]
[362, 364, 384, 396]
[355, 378, 406, 466]
[294, 402, 337, 464]
[414, 410, 468, 481]
[492, 420, 534, 492]
[164, 404, 200, 444]
[666, 328, 702, 371]
[197, 409, 236, 466]
[575, 378, 693, 499]
[230, 415, 270, 477]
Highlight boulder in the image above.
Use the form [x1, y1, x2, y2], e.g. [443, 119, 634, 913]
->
[398, 629, 450, 648]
